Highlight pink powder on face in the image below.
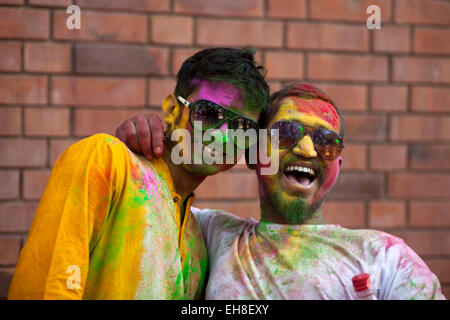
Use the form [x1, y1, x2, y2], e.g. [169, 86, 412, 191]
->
[312, 157, 341, 205]
[192, 80, 244, 108]
[289, 97, 340, 132]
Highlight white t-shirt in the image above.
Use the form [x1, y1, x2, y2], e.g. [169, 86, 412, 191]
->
[192, 207, 446, 300]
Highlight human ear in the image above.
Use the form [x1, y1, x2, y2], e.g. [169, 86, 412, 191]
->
[162, 94, 182, 129]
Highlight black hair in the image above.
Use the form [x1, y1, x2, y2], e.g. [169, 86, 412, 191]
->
[174, 47, 269, 113]
[259, 83, 345, 138]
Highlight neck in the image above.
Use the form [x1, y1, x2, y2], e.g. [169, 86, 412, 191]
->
[162, 145, 206, 201]
[259, 195, 327, 225]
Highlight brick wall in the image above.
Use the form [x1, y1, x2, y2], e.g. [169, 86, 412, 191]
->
[0, 0, 449, 299]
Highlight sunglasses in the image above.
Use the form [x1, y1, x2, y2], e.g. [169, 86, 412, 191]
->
[270, 120, 344, 160]
[178, 96, 259, 149]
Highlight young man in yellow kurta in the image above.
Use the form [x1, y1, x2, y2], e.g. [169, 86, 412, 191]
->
[8, 48, 269, 299]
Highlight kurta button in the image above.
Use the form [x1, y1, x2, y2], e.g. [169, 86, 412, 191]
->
[173, 196, 178, 202]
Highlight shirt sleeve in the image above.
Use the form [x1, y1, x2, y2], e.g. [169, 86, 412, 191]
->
[8, 134, 128, 300]
[379, 236, 446, 300]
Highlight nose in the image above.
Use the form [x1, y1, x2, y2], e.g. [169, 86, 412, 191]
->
[292, 134, 318, 158]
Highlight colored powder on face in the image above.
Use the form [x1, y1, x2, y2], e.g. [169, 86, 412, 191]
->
[193, 80, 244, 110]
[279, 97, 340, 132]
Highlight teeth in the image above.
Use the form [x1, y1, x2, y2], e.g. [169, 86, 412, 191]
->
[285, 165, 315, 176]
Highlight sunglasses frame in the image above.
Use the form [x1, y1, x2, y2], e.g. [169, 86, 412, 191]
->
[270, 120, 345, 160]
[177, 96, 259, 132]
[177, 96, 260, 149]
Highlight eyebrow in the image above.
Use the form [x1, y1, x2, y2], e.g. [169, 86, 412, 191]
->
[283, 118, 329, 130]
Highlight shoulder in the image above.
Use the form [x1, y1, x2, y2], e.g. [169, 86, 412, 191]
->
[191, 207, 250, 242]
[191, 207, 244, 227]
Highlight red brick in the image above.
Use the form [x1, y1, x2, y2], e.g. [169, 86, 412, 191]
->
[310, 0, 391, 22]
[0, 0, 23, 4]
[287, 23, 368, 52]
[25, 108, 70, 136]
[411, 86, 450, 112]
[0, 268, 15, 299]
[267, 0, 306, 18]
[395, 0, 450, 26]
[392, 231, 450, 256]
[193, 200, 260, 220]
[195, 171, 258, 199]
[369, 201, 405, 228]
[77, 0, 169, 12]
[268, 81, 282, 93]
[373, 26, 410, 53]
[0, 42, 21, 72]
[410, 145, 450, 170]
[0, 202, 38, 232]
[175, 0, 263, 17]
[0, 236, 21, 265]
[0, 107, 21, 135]
[0, 75, 47, 105]
[265, 51, 303, 80]
[370, 145, 407, 171]
[51, 77, 146, 107]
[393, 57, 450, 83]
[341, 144, 367, 170]
[171, 48, 201, 75]
[148, 78, 177, 106]
[308, 54, 388, 81]
[53, 11, 147, 43]
[24, 42, 71, 73]
[414, 28, 450, 55]
[23, 170, 51, 200]
[75, 44, 168, 75]
[0, 8, 49, 39]
[344, 115, 387, 141]
[312, 84, 367, 111]
[74, 109, 153, 136]
[50, 138, 78, 166]
[0, 170, 19, 200]
[424, 259, 450, 283]
[442, 287, 450, 299]
[0, 139, 46, 167]
[328, 173, 384, 199]
[371, 85, 407, 111]
[151, 15, 193, 45]
[410, 202, 450, 227]
[29, 0, 71, 6]
[196, 19, 283, 48]
[390, 116, 450, 141]
[388, 174, 450, 199]
[323, 201, 365, 228]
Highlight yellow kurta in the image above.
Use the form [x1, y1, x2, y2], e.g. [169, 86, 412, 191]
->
[8, 134, 208, 300]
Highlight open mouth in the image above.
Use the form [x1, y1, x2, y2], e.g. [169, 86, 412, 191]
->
[283, 165, 317, 188]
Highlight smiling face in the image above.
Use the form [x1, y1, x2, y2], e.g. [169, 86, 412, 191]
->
[257, 96, 342, 224]
[170, 80, 260, 176]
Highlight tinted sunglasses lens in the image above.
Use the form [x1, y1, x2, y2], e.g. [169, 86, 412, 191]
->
[271, 121, 303, 149]
[313, 129, 342, 160]
[230, 117, 258, 149]
[190, 100, 224, 130]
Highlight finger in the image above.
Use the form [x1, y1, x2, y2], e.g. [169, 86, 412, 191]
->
[135, 116, 153, 160]
[148, 115, 164, 157]
[123, 120, 142, 154]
